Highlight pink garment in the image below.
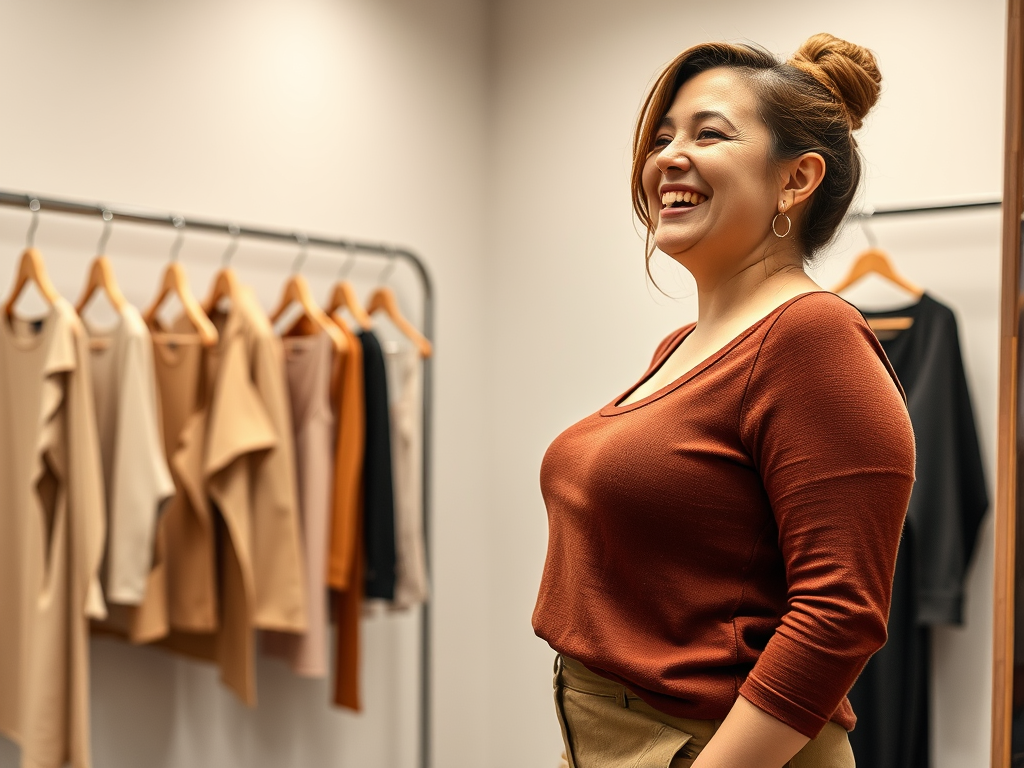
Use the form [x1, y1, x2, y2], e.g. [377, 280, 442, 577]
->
[262, 332, 334, 677]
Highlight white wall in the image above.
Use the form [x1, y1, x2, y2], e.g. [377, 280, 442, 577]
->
[0, 1, 1011, 767]
[484, 1, 1006, 767]
[0, 1, 491, 767]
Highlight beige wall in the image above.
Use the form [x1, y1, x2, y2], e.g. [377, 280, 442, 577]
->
[0, 1, 1010, 767]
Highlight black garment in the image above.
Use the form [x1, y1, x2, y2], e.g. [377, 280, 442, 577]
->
[848, 292, 989, 768]
[358, 330, 397, 600]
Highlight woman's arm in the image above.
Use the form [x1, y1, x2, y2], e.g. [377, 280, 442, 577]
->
[734, 297, 915, 736]
[691, 695, 809, 768]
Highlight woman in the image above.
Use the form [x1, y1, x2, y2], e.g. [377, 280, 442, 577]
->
[532, 34, 916, 768]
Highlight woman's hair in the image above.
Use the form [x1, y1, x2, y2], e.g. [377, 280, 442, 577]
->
[631, 33, 881, 266]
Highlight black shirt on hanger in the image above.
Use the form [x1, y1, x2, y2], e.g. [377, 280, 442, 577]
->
[848, 292, 989, 768]
[358, 329, 398, 601]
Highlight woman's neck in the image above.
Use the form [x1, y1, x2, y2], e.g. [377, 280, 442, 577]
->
[687, 242, 819, 333]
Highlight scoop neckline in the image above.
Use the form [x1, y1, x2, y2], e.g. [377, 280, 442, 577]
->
[601, 290, 832, 416]
[1, 307, 58, 352]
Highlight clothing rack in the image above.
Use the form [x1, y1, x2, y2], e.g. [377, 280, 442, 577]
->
[0, 188, 436, 768]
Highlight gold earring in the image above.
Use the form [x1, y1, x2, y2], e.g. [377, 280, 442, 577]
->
[772, 201, 791, 238]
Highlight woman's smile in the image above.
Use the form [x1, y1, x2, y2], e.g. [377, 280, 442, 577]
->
[659, 186, 709, 215]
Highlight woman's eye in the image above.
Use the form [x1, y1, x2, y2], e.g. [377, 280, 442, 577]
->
[653, 136, 672, 148]
[697, 128, 725, 140]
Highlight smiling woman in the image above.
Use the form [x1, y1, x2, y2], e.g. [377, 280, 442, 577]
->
[532, 34, 916, 768]
[633, 36, 880, 271]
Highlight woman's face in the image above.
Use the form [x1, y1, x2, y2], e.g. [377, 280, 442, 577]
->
[642, 67, 783, 271]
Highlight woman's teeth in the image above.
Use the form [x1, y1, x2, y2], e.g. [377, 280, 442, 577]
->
[661, 190, 707, 208]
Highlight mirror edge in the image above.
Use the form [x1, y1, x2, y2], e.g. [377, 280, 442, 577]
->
[993, 1, 1024, 765]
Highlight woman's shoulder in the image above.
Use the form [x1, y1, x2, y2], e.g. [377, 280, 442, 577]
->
[762, 290, 871, 345]
[752, 290, 906, 402]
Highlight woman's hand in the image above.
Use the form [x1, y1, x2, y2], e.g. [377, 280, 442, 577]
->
[689, 695, 809, 768]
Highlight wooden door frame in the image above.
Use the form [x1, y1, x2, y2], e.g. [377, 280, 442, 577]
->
[993, 1, 1024, 765]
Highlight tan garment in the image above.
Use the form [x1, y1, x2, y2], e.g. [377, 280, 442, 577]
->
[553, 654, 855, 768]
[385, 344, 429, 609]
[135, 290, 307, 706]
[206, 287, 307, 634]
[133, 325, 217, 642]
[328, 317, 365, 710]
[0, 299, 107, 768]
[262, 332, 334, 677]
[87, 306, 174, 606]
[166, 287, 306, 705]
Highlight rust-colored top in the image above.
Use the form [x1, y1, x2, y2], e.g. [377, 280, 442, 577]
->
[328, 317, 366, 711]
[532, 291, 916, 738]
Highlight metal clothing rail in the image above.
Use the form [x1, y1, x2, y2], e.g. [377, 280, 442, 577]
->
[850, 199, 1002, 218]
[0, 189, 436, 768]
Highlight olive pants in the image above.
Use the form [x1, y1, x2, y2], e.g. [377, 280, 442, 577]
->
[553, 655, 855, 768]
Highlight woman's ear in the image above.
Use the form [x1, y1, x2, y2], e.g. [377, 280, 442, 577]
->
[780, 152, 826, 209]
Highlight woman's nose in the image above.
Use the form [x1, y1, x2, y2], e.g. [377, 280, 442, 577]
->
[656, 141, 691, 174]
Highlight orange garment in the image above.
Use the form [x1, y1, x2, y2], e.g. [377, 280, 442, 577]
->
[333, 509, 365, 710]
[329, 316, 366, 710]
[328, 317, 365, 590]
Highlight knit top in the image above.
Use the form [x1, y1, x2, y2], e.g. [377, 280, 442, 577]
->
[532, 291, 916, 738]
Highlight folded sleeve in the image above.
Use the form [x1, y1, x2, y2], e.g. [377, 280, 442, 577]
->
[737, 296, 916, 737]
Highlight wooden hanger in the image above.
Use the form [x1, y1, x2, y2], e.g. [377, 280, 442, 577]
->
[270, 272, 347, 353]
[325, 279, 373, 330]
[76, 212, 126, 316]
[4, 247, 61, 319]
[202, 227, 242, 314]
[365, 285, 433, 358]
[143, 262, 219, 346]
[202, 267, 239, 315]
[76, 255, 127, 315]
[831, 247, 925, 332]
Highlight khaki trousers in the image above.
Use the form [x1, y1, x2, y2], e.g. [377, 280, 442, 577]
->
[553, 655, 855, 768]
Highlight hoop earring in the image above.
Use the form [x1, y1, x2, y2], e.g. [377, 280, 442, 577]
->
[772, 211, 792, 238]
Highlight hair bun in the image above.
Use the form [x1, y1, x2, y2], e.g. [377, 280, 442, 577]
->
[790, 33, 881, 130]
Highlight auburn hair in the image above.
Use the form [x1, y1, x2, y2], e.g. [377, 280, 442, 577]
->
[631, 33, 881, 266]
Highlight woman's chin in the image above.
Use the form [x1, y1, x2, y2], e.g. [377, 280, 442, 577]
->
[652, 232, 697, 259]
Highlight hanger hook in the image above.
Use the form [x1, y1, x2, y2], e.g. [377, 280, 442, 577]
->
[377, 246, 398, 285]
[169, 216, 186, 262]
[25, 197, 41, 248]
[97, 208, 114, 254]
[291, 232, 309, 274]
[221, 224, 241, 267]
[336, 241, 358, 280]
[859, 217, 879, 249]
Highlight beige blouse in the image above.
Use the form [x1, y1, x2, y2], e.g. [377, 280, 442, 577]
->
[86, 305, 174, 606]
[386, 344, 429, 609]
[0, 299, 107, 768]
[262, 331, 335, 677]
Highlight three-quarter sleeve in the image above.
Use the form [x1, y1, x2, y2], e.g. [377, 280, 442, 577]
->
[737, 298, 916, 737]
